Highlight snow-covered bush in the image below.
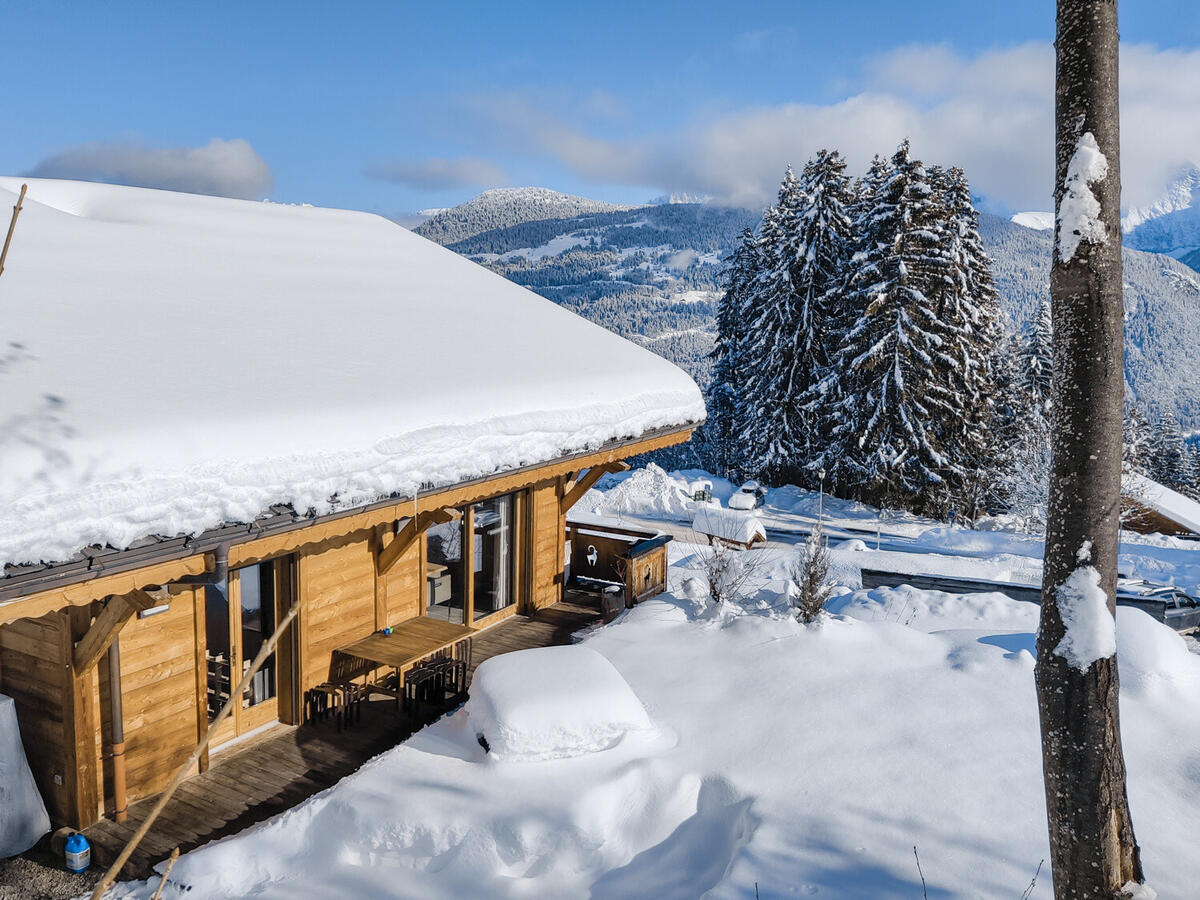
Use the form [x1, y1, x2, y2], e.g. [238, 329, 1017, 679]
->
[694, 538, 765, 605]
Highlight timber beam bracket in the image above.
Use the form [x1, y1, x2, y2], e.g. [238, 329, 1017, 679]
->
[561, 462, 629, 515]
[376, 507, 461, 575]
[72, 589, 159, 673]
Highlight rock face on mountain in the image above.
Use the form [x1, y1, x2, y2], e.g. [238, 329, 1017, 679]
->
[422, 191, 1200, 430]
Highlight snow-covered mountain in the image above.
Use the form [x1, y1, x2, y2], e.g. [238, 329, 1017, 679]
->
[423, 189, 1200, 430]
[414, 187, 633, 246]
[1010, 211, 1054, 231]
[1123, 166, 1200, 261]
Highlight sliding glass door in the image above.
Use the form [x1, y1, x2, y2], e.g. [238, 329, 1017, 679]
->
[473, 495, 513, 621]
[423, 492, 517, 624]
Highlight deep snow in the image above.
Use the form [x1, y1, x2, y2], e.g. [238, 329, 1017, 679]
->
[99, 470, 1200, 899]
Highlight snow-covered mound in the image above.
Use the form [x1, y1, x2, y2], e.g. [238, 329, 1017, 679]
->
[587, 463, 703, 522]
[465, 646, 654, 761]
[0, 178, 704, 568]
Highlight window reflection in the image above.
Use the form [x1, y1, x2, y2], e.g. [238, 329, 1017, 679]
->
[473, 495, 513, 621]
[426, 517, 465, 624]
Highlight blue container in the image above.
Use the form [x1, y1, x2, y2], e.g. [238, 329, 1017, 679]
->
[65, 833, 91, 873]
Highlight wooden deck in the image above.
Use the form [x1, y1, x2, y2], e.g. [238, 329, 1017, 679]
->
[83, 597, 601, 880]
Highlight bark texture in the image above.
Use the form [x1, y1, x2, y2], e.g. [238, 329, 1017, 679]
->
[1036, 2, 1144, 897]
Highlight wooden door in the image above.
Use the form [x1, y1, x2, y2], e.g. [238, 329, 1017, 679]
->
[207, 557, 293, 745]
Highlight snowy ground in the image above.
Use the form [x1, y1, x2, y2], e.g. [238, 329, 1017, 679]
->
[102, 469, 1200, 899]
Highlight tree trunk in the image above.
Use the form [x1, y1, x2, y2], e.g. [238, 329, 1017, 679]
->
[1036, 2, 1144, 897]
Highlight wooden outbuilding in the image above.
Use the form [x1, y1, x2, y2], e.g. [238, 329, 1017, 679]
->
[0, 178, 703, 832]
[1121, 473, 1200, 538]
[566, 513, 671, 610]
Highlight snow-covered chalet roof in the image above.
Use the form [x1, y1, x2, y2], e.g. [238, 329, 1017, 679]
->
[0, 178, 704, 569]
[1125, 473, 1200, 534]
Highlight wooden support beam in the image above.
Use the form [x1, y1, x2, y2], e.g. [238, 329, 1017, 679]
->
[72, 589, 157, 674]
[375, 507, 461, 575]
[561, 462, 629, 514]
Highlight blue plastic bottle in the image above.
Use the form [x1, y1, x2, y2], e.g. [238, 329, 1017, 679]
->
[65, 833, 91, 873]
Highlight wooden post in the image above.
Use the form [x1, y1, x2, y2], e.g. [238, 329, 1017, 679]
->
[0, 183, 26, 280]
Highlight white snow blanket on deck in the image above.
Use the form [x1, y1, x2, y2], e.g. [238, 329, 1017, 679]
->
[0, 178, 704, 569]
[0, 694, 50, 857]
[465, 646, 653, 760]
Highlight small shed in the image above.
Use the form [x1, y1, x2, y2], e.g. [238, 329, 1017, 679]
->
[1122, 474, 1200, 537]
[566, 514, 671, 607]
[691, 507, 767, 550]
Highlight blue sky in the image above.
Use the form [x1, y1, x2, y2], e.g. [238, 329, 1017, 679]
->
[5, 1, 1200, 215]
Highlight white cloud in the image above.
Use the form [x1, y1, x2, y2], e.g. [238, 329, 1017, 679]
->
[464, 42, 1200, 212]
[364, 156, 507, 190]
[26, 138, 272, 199]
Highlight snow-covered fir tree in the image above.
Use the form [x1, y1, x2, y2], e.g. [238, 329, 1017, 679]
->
[815, 141, 992, 515]
[1123, 405, 1153, 476]
[738, 169, 805, 481]
[738, 154, 853, 485]
[1147, 413, 1193, 494]
[930, 164, 1003, 513]
[705, 227, 759, 477]
[1021, 296, 1055, 416]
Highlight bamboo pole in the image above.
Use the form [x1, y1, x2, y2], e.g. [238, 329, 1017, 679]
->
[0, 183, 27, 279]
[149, 848, 180, 900]
[89, 601, 301, 900]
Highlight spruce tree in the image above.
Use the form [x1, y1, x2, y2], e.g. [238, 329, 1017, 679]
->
[1147, 413, 1190, 491]
[706, 227, 759, 478]
[931, 164, 1003, 516]
[739, 168, 806, 482]
[818, 141, 963, 514]
[1022, 296, 1055, 415]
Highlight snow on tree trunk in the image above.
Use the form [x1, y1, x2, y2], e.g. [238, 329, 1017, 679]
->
[1036, 1, 1145, 896]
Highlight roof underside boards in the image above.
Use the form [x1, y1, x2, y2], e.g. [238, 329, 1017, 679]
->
[1125, 473, 1200, 534]
[0, 178, 705, 570]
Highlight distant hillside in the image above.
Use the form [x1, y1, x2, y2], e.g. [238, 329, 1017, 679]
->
[984, 213, 1200, 428]
[423, 190, 1200, 430]
[414, 187, 632, 245]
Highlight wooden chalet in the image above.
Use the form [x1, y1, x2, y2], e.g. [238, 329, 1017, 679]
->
[0, 178, 704, 834]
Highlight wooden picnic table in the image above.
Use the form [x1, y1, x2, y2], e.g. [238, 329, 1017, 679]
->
[335, 617, 473, 677]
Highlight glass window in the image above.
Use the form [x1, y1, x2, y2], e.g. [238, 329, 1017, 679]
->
[426, 517, 466, 624]
[473, 494, 513, 621]
[204, 579, 231, 722]
[239, 562, 277, 708]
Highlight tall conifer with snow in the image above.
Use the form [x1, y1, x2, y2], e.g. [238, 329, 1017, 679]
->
[816, 141, 967, 514]
[930, 164, 1003, 513]
[738, 169, 805, 482]
[706, 227, 759, 477]
[739, 155, 853, 485]
[1021, 296, 1055, 413]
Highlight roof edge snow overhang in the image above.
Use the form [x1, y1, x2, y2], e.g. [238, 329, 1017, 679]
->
[0, 423, 695, 607]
